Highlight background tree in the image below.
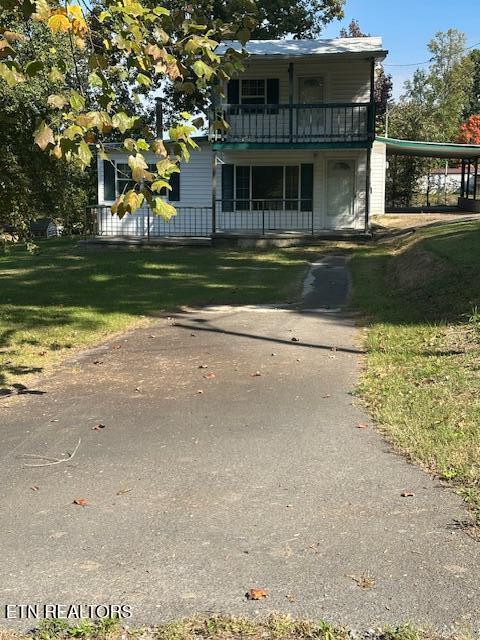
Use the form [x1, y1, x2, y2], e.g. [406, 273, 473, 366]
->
[386, 29, 474, 207]
[339, 19, 367, 38]
[0, 17, 94, 237]
[458, 114, 480, 144]
[1, 0, 255, 223]
[465, 49, 480, 117]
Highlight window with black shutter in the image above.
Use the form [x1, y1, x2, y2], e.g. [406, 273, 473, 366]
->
[300, 164, 314, 211]
[103, 160, 116, 201]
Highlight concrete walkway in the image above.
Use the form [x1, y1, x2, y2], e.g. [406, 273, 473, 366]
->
[1, 257, 479, 632]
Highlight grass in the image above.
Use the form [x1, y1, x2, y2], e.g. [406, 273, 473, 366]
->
[0, 239, 320, 391]
[0, 616, 470, 640]
[350, 220, 480, 527]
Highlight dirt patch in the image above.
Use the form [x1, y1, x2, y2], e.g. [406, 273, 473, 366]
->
[373, 213, 477, 231]
[390, 243, 449, 290]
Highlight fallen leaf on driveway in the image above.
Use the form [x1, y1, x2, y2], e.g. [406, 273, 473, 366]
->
[196, 389, 204, 394]
[92, 424, 106, 431]
[251, 371, 261, 377]
[285, 594, 295, 603]
[246, 588, 268, 600]
[93, 360, 103, 365]
[203, 372, 216, 379]
[401, 491, 415, 497]
[30, 486, 39, 491]
[291, 337, 300, 342]
[198, 364, 208, 369]
[111, 345, 122, 350]
[73, 498, 88, 507]
[356, 423, 369, 429]
[346, 574, 375, 589]
[116, 488, 133, 495]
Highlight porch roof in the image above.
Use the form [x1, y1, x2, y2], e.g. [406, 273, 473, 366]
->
[217, 37, 388, 61]
[377, 136, 480, 160]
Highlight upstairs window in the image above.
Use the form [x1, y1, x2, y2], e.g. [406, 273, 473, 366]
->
[227, 79, 279, 106]
[241, 79, 266, 105]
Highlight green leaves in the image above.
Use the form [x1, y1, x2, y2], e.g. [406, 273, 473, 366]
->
[69, 90, 85, 111]
[25, 60, 44, 77]
[192, 59, 214, 80]
[112, 112, 135, 134]
[34, 121, 54, 150]
[77, 140, 92, 168]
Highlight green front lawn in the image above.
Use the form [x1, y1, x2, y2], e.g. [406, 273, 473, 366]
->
[350, 221, 480, 526]
[0, 239, 319, 390]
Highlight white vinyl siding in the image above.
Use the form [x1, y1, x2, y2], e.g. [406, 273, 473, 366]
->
[222, 59, 371, 105]
[370, 140, 386, 216]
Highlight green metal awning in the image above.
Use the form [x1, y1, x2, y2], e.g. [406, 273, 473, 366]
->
[376, 136, 480, 159]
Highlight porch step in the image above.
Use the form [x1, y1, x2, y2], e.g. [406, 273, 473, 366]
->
[77, 236, 212, 250]
[212, 230, 371, 248]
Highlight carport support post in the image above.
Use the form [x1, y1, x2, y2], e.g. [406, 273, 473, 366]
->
[461, 160, 466, 198]
[212, 151, 217, 234]
[475, 159, 479, 200]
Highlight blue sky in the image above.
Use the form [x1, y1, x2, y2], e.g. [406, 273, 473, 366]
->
[322, 0, 480, 98]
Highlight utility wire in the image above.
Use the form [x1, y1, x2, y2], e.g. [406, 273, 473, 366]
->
[384, 41, 480, 67]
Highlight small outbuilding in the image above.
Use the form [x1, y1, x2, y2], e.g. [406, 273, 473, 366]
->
[30, 218, 63, 238]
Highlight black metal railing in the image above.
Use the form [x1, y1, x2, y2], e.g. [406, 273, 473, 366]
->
[86, 205, 213, 238]
[210, 103, 373, 144]
[86, 200, 316, 238]
[216, 199, 314, 234]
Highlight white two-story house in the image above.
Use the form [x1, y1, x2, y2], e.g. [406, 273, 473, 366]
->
[95, 37, 388, 238]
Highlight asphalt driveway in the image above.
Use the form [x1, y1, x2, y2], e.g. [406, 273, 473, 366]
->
[0, 256, 479, 632]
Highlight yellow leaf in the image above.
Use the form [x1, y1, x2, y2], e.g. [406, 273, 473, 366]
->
[34, 121, 55, 150]
[67, 4, 82, 19]
[127, 154, 148, 181]
[151, 197, 176, 221]
[151, 139, 167, 156]
[48, 13, 71, 33]
[32, 0, 51, 22]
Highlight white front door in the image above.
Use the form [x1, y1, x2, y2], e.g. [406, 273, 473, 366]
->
[298, 77, 324, 131]
[326, 160, 356, 229]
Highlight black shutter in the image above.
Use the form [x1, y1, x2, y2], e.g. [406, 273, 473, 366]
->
[227, 79, 240, 105]
[221, 164, 234, 212]
[169, 171, 180, 202]
[300, 164, 313, 212]
[266, 79, 280, 104]
[103, 160, 116, 201]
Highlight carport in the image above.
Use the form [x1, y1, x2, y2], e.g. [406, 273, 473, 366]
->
[377, 136, 480, 212]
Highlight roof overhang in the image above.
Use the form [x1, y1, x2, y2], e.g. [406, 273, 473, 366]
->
[217, 38, 388, 62]
[377, 136, 480, 160]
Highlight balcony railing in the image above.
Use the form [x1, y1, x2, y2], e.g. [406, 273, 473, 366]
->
[211, 103, 373, 145]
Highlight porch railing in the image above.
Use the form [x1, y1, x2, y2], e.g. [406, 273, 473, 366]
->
[215, 199, 314, 234]
[86, 205, 213, 238]
[86, 200, 316, 238]
[211, 103, 373, 144]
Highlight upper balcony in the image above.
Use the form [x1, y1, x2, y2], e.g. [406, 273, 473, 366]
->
[210, 102, 374, 147]
[211, 37, 388, 149]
